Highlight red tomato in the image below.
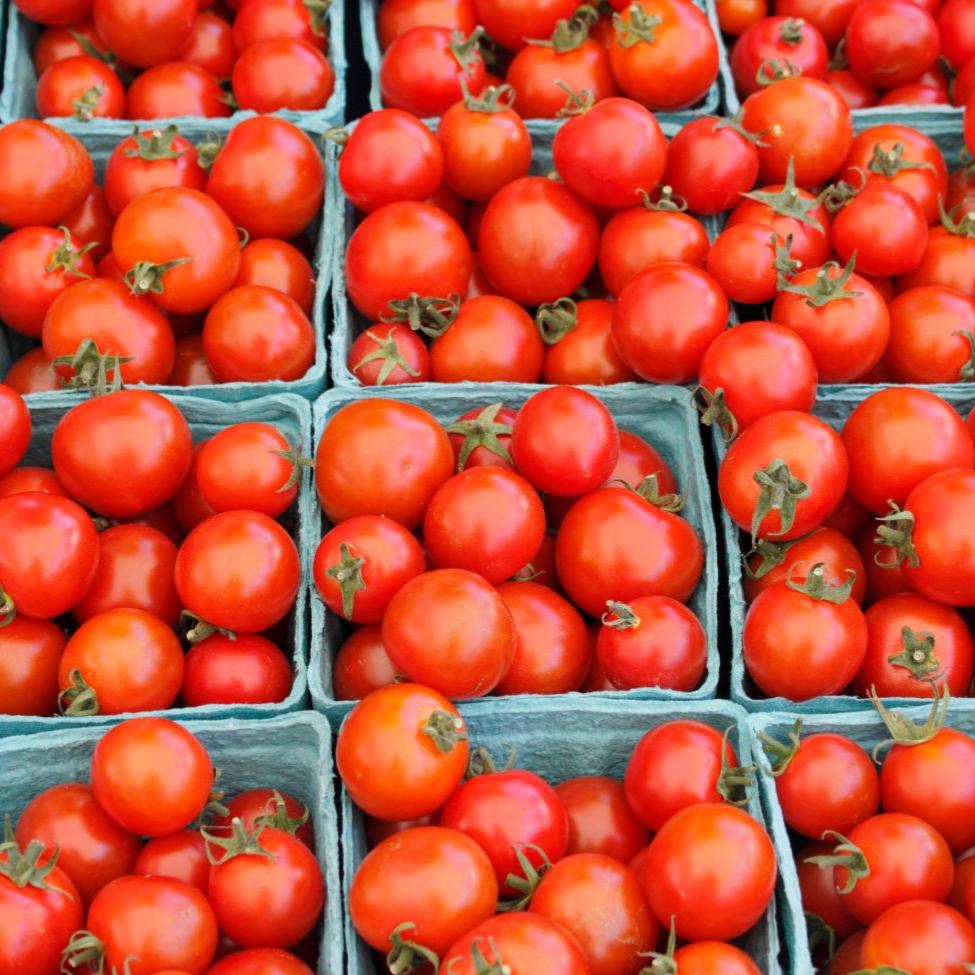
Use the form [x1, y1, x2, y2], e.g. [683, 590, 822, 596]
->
[179, 10, 235, 77]
[0, 466, 66, 499]
[33, 21, 110, 73]
[613, 262, 728, 383]
[860, 900, 975, 974]
[134, 829, 210, 891]
[845, 0, 940, 88]
[236, 238, 314, 314]
[125, 61, 231, 119]
[878, 81, 948, 104]
[796, 842, 861, 941]
[899, 221, 975, 299]
[232, 0, 326, 51]
[0, 385, 30, 478]
[333, 624, 397, 699]
[16, 0, 93, 25]
[776, 0, 856, 44]
[542, 298, 639, 386]
[886, 286, 975, 383]
[182, 633, 292, 706]
[4, 348, 61, 395]
[232, 38, 334, 112]
[671, 942, 762, 975]
[92, 0, 196, 66]
[556, 776, 650, 863]
[211, 788, 313, 848]
[731, 16, 828, 97]
[207, 950, 313, 975]
[0, 614, 65, 716]
[348, 324, 431, 386]
[607, 430, 677, 494]
[718, 0, 767, 34]
[940, 0, 975, 68]
[472, 0, 576, 47]
[335, 683, 469, 820]
[446, 403, 516, 472]
[171, 442, 215, 533]
[378, 0, 476, 46]
[91, 717, 213, 836]
[706, 223, 789, 305]
[827, 67, 878, 108]
[857, 523, 911, 603]
[36, 55, 124, 119]
[57, 183, 111, 264]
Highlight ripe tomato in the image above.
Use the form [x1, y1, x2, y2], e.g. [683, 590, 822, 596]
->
[671, 942, 762, 975]
[0, 493, 98, 620]
[350, 826, 497, 958]
[333, 625, 397, 699]
[886, 286, 975, 383]
[472, 0, 576, 48]
[776, 0, 856, 43]
[232, 38, 334, 112]
[314, 514, 425, 622]
[511, 386, 619, 497]
[899, 220, 975, 299]
[0, 615, 64, 716]
[860, 900, 975, 974]
[171, 443, 215, 533]
[232, 0, 326, 51]
[55, 183, 111, 263]
[609, 0, 719, 110]
[0, 466, 65, 499]
[125, 61, 231, 119]
[797, 841, 861, 943]
[182, 633, 292, 706]
[206, 117, 325, 239]
[207, 950, 313, 975]
[134, 829, 210, 891]
[940, 0, 975, 68]
[827, 67, 878, 108]
[556, 776, 649, 863]
[92, 0, 196, 65]
[0, 385, 29, 479]
[613, 262, 728, 383]
[91, 717, 213, 836]
[478, 176, 599, 306]
[446, 403, 516, 471]
[642, 804, 776, 940]
[718, 0, 767, 35]
[556, 486, 703, 616]
[175, 510, 300, 633]
[0, 120, 93, 228]
[33, 22, 109, 74]
[212, 789, 313, 848]
[857, 523, 911, 603]
[16, 0, 93, 25]
[597, 595, 707, 691]
[316, 398, 453, 529]
[348, 324, 431, 385]
[530, 854, 658, 975]
[236, 238, 314, 313]
[4, 348, 62, 395]
[179, 9, 236, 77]
[624, 720, 739, 831]
[35, 54, 124, 120]
[706, 222, 789, 305]
[731, 16, 828, 97]
[542, 298, 638, 385]
[845, 0, 939, 88]
[378, 0, 476, 46]
[768, 731, 879, 839]
[336, 683, 469, 820]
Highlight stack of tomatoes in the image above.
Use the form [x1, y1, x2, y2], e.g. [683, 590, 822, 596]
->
[339, 701, 776, 974]
[0, 115, 323, 392]
[721, 0, 975, 110]
[0, 383, 304, 717]
[762, 704, 975, 973]
[717, 385, 975, 703]
[2, 715, 325, 974]
[314, 386, 709, 699]
[17, 0, 335, 120]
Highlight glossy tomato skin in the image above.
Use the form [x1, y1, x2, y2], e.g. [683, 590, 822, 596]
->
[860, 900, 975, 974]
[206, 949, 313, 975]
[727, 184, 831, 268]
[899, 225, 975, 299]
[135, 829, 209, 890]
[15, 782, 141, 906]
[857, 524, 911, 603]
[335, 683, 469, 821]
[845, 0, 940, 89]
[16, 0, 93, 26]
[4, 348, 62, 395]
[92, 0, 196, 67]
[378, 0, 476, 46]
[182, 633, 293, 706]
[0, 493, 98, 619]
[731, 15, 828, 97]
[236, 238, 314, 313]
[556, 486, 703, 616]
[542, 298, 639, 386]
[796, 842, 861, 941]
[179, 10, 236, 77]
[125, 61, 231, 119]
[0, 385, 30, 478]
[643, 804, 776, 941]
[350, 826, 498, 954]
[0, 615, 64, 716]
[333, 625, 397, 699]
[0, 466, 66, 499]
[827, 67, 878, 108]
[233, 0, 327, 51]
[349, 324, 431, 385]
[613, 262, 728, 383]
[556, 776, 650, 863]
[316, 398, 453, 529]
[506, 40, 615, 119]
[672, 942, 762, 975]
[706, 223, 785, 304]
[175, 511, 300, 633]
[232, 38, 335, 112]
[472, 0, 575, 48]
[36, 55, 125, 119]
[886, 286, 975, 383]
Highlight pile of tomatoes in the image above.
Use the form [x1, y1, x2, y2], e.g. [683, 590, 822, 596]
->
[339, 699, 775, 974]
[719, 385, 975, 703]
[0, 114, 323, 392]
[761, 702, 975, 973]
[0, 382, 305, 718]
[314, 386, 710, 700]
[2, 715, 325, 974]
[15, 0, 336, 120]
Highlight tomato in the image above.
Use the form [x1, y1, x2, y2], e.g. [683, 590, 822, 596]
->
[59, 184, 113, 262]
[671, 942, 762, 975]
[335, 683, 469, 820]
[556, 776, 649, 863]
[886, 286, 975, 383]
[125, 61, 231, 118]
[882, 727, 975, 853]
[777, 0, 856, 44]
[35, 54, 124, 120]
[860, 900, 975, 975]
[233, 0, 326, 51]
[662, 115, 760, 215]
[940, 0, 975, 67]
[333, 626, 397, 699]
[556, 486, 703, 616]
[607, 430, 677, 494]
[346, 201, 471, 320]
[314, 514, 424, 622]
[235, 238, 314, 314]
[206, 950, 313, 975]
[171, 443, 215, 533]
[165, 333, 213, 383]
[378, 0, 476, 46]
[206, 117, 324, 239]
[0, 836, 82, 975]
[132, 829, 207, 892]
[71, 874, 217, 975]
[33, 21, 110, 73]
[16, 0, 92, 25]
[542, 298, 638, 385]
[731, 16, 828, 98]
[15, 783, 140, 906]
[845, 0, 939, 88]
[796, 842, 861, 940]
[642, 804, 776, 941]
[317, 398, 453, 529]
[4, 348, 62, 395]
[446, 403, 516, 472]
[742, 77, 852, 186]
[233, 38, 334, 111]
[0, 493, 98, 621]
[0, 615, 64, 716]
[597, 595, 706, 692]
[899, 222, 975, 299]
[0, 466, 66, 500]
[91, 717, 213, 836]
[381, 26, 485, 116]
[350, 826, 497, 959]
[478, 176, 599, 306]
[706, 223, 790, 305]
[609, 0, 719, 110]
[430, 294, 544, 383]
[530, 854, 658, 975]
[175, 510, 299, 633]
[613, 262, 728, 383]
[718, 0, 767, 34]
[349, 324, 431, 385]
[183, 633, 292, 705]
[827, 67, 878, 108]
[719, 411, 848, 542]
[0, 386, 29, 481]
[381, 568, 516, 697]
[179, 10, 236, 77]
[858, 523, 911, 603]
[879, 81, 948, 104]
[92, 0, 195, 66]
[472, 0, 576, 47]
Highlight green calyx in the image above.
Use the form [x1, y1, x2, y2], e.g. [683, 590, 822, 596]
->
[873, 501, 919, 570]
[888, 626, 940, 680]
[757, 718, 803, 777]
[124, 124, 186, 161]
[61, 931, 108, 975]
[820, 167, 867, 213]
[387, 922, 441, 975]
[443, 403, 513, 472]
[422, 709, 468, 754]
[867, 141, 935, 178]
[742, 158, 824, 231]
[637, 185, 689, 211]
[755, 58, 801, 86]
[124, 257, 192, 298]
[742, 536, 798, 581]
[601, 600, 640, 630]
[805, 911, 837, 962]
[445, 937, 508, 975]
[750, 458, 810, 541]
[870, 681, 949, 760]
[0, 590, 14, 628]
[47, 226, 96, 278]
[382, 293, 460, 337]
[777, 253, 863, 309]
[939, 197, 975, 238]
[0, 831, 69, 896]
[50, 338, 130, 396]
[954, 329, 975, 381]
[554, 80, 595, 117]
[849, 967, 912, 975]
[716, 726, 754, 806]
[352, 327, 421, 386]
[462, 82, 517, 113]
[466, 745, 516, 778]
[57, 669, 100, 717]
[253, 791, 310, 838]
[613, 4, 662, 46]
[274, 443, 314, 494]
[637, 918, 678, 975]
[450, 27, 485, 74]
[180, 609, 237, 645]
[714, 108, 767, 146]
[535, 297, 578, 344]
[68, 29, 114, 65]
[201, 816, 274, 867]
[195, 134, 222, 170]
[620, 473, 684, 513]
[303, 0, 331, 35]
[326, 542, 367, 619]
[805, 830, 870, 893]
[497, 844, 552, 912]
[71, 84, 104, 122]
[527, 4, 599, 52]
[779, 17, 805, 42]
[785, 563, 856, 605]
[693, 386, 738, 443]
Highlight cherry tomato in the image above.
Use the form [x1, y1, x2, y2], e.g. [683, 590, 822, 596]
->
[860, 900, 975, 974]
[0, 386, 30, 480]
[857, 523, 911, 603]
[446, 403, 516, 472]
[236, 238, 314, 313]
[207, 950, 313, 975]
[182, 633, 292, 706]
[556, 776, 649, 863]
[134, 829, 210, 891]
[125, 61, 232, 119]
[706, 222, 789, 305]
[4, 348, 62, 394]
[33, 21, 111, 73]
[607, 430, 677, 494]
[16, 0, 93, 25]
[732, 16, 828, 97]
[827, 67, 878, 108]
[776, 0, 856, 44]
[845, 0, 940, 88]
[232, 0, 327, 51]
[334, 627, 397, 703]
[92, 0, 196, 66]
[378, 0, 476, 46]
[672, 942, 762, 975]
[36, 54, 124, 120]
[0, 466, 66, 500]
[542, 298, 638, 386]
[349, 324, 431, 385]
[232, 38, 334, 112]
[886, 285, 975, 383]
[211, 789, 313, 848]
[179, 10, 236, 77]
[0, 615, 65, 716]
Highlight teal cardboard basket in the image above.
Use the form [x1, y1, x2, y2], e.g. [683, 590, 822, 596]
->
[358, 0, 734, 127]
[341, 697, 787, 974]
[750, 701, 975, 975]
[0, 390, 316, 738]
[716, 383, 975, 714]
[0, 711, 343, 975]
[308, 382, 720, 724]
[0, 120, 334, 403]
[0, 2, 346, 131]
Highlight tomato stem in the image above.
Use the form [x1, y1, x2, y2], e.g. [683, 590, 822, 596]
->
[601, 600, 640, 630]
[631, 473, 684, 513]
[58, 668, 100, 717]
[954, 329, 975, 381]
[554, 80, 594, 117]
[325, 542, 367, 619]
[47, 226, 96, 278]
[497, 844, 552, 912]
[786, 563, 856, 604]
[716, 726, 754, 805]
[303, 0, 331, 35]
[253, 791, 311, 838]
[742, 536, 798, 581]
[693, 385, 738, 442]
[465, 744, 516, 777]
[201, 817, 274, 866]
[422, 710, 468, 755]
[387, 922, 441, 975]
[381, 293, 460, 337]
[613, 4, 662, 46]
[750, 458, 810, 541]
[450, 27, 485, 74]
[637, 185, 688, 212]
[0, 589, 14, 628]
[873, 502, 919, 569]
[940, 197, 975, 237]
[180, 610, 237, 644]
[888, 626, 941, 680]
[71, 84, 105, 122]
[124, 257, 193, 298]
[778, 17, 805, 43]
[526, 4, 599, 52]
[757, 718, 803, 777]
[804, 830, 870, 893]
[274, 443, 315, 493]
[461, 80, 517, 113]
[61, 930, 107, 974]
[50, 338, 130, 396]
[777, 253, 863, 309]
[755, 57, 801, 86]
[123, 124, 187, 161]
[0, 834, 71, 895]
[867, 141, 935, 178]
[742, 158, 824, 230]
[804, 911, 837, 962]
[535, 297, 577, 344]
[636, 918, 677, 974]
[870, 681, 949, 758]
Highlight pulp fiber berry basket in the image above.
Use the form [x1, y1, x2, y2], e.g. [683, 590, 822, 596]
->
[0, 1, 347, 131]
[749, 700, 975, 975]
[715, 383, 975, 715]
[0, 390, 315, 738]
[307, 382, 720, 725]
[0, 121, 335, 403]
[340, 697, 788, 974]
[0, 710, 344, 975]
